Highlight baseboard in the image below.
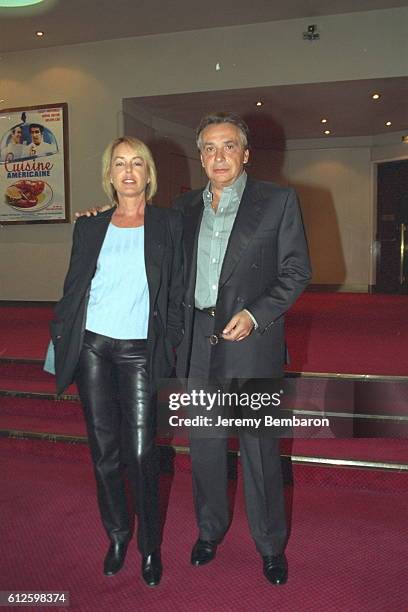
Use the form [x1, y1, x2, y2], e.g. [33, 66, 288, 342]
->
[0, 300, 56, 307]
[1, 431, 407, 473]
[0, 287, 371, 304]
[307, 284, 369, 293]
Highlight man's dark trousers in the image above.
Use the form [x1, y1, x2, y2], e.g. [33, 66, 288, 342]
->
[188, 309, 287, 556]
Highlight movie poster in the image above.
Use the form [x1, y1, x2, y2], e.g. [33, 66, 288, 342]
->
[0, 103, 69, 224]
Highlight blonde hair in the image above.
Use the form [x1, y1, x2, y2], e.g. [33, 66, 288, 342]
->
[101, 136, 158, 204]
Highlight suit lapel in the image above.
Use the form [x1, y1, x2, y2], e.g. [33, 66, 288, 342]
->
[218, 179, 267, 288]
[144, 205, 164, 307]
[84, 209, 114, 279]
[183, 191, 204, 302]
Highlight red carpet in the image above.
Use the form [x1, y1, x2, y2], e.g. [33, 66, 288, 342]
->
[0, 305, 52, 361]
[285, 293, 408, 375]
[2, 368, 408, 466]
[1, 294, 408, 375]
[2, 389, 408, 466]
[1, 296, 408, 610]
[1, 443, 407, 612]
[0, 361, 77, 395]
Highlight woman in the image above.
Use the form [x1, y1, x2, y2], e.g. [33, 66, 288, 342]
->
[50, 136, 184, 587]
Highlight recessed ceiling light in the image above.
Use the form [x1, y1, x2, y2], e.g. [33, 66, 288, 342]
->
[385, 121, 392, 127]
[372, 93, 381, 100]
[324, 130, 331, 135]
[321, 118, 327, 124]
[256, 101, 263, 107]
[0, 0, 44, 6]
[35, 30, 44, 37]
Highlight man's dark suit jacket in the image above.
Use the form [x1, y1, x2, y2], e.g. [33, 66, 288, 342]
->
[50, 205, 184, 395]
[175, 177, 312, 381]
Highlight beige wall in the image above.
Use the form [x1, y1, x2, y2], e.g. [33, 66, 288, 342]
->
[123, 100, 205, 206]
[287, 147, 371, 288]
[1, 8, 407, 299]
[244, 140, 373, 289]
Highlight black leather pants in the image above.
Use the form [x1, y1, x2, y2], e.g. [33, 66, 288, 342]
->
[76, 330, 160, 555]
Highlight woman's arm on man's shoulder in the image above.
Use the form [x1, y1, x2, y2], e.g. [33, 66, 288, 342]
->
[74, 202, 114, 218]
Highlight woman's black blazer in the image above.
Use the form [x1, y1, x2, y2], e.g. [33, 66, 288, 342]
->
[50, 205, 184, 395]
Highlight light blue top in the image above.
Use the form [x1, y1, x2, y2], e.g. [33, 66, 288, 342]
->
[195, 171, 247, 308]
[85, 223, 149, 339]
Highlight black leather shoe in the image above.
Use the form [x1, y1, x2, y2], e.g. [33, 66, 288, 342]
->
[142, 550, 162, 587]
[191, 539, 218, 566]
[262, 553, 288, 585]
[103, 541, 128, 576]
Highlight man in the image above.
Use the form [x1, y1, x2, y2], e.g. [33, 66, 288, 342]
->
[174, 112, 311, 585]
[1, 125, 24, 162]
[24, 123, 54, 157]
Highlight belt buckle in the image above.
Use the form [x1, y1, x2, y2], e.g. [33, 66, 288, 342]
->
[208, 307, 216, 317]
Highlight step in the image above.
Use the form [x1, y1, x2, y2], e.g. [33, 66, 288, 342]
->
[1, 436, 407, 495]
[2, 361, 408, 429]
[1, 360, 408, 468]
[0, 360, 77, 395]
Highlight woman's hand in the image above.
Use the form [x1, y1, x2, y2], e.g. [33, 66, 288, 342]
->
[75, 203, 114, 218]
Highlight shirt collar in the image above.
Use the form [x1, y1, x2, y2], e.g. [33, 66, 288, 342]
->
[203, 171, 248, 207]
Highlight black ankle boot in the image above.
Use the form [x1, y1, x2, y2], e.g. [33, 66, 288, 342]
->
[103, 541, 129, 576]
[141, 549, 162, 587]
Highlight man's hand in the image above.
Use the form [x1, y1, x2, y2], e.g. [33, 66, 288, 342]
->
[74, 203, 113, 218]
[222, 310, 254, 342]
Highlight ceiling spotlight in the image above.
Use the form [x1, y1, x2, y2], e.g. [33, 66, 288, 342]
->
[372, 93, 381, 100]
[0, 0, 44, 5]
[324, 130, 331, 135]
[321, 118, 327, 124]
[35, 30, 44, 37]
[385, 121, 392, 127]
[256, 101, 263, 107]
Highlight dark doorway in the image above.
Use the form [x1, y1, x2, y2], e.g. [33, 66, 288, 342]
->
[375, 159, 408, 293]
